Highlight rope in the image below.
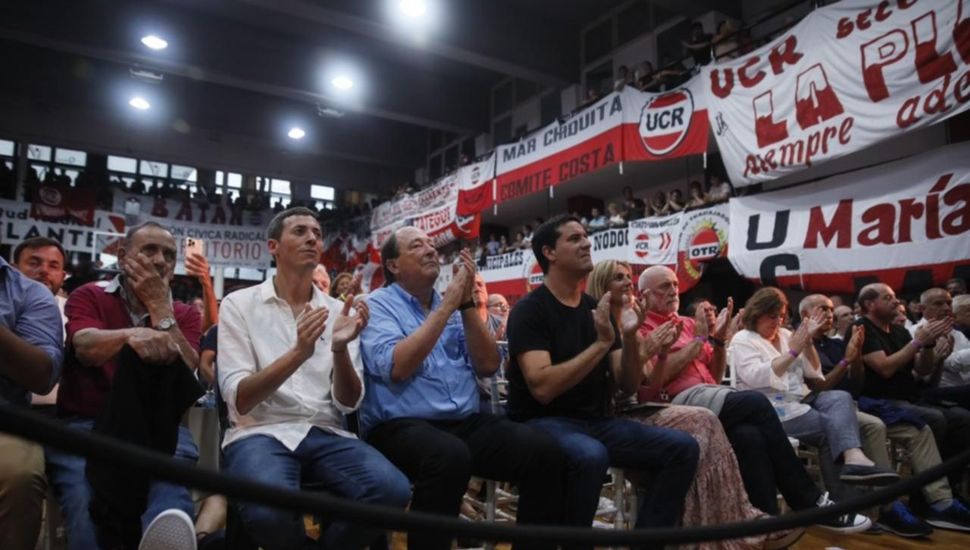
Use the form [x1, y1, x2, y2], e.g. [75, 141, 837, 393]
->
[2, 401, 967, 546]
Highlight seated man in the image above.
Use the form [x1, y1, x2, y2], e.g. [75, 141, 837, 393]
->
[360, 227, 566, 550]
[470, 274, 508, 413]
[47, 222, 203, 549]
[218, 208, 410, 550]
[0, 254, 63, 549]
[636, 267, 869, 532]
[507, 216, 699, 546]
[911, 288, 970, 395]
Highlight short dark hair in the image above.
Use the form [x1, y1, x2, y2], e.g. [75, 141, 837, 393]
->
[380, 231, 400, 286]
[123, 221, 168, 247]
[531, 214, 581, 275]
[13, 237, 66, 265]
[266, 207, 319, 241]
[741, 287, 787, 330]
[856, 283, 884, 313]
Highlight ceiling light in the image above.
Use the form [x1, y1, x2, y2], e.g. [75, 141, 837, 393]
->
[140, 35, 168, 50]
[331, 75, 354, 91]
[287, 127, 306, 140]
[398, 0, 428, 18]
[129, 96, 151, 110]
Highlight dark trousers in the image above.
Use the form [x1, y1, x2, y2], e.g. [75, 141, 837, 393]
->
[718, 390, 821, 514]
[896, 388, 970, 496]
[367, 413, 566, 550]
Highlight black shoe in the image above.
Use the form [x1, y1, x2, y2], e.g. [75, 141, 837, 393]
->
[925, 499, 970, 532]
[814, 492, 871, 534]
[840, 464, 900, 485]
[877, 501, 934, 538]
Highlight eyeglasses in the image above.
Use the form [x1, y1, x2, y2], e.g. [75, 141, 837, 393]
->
[489, 304, 510, 311]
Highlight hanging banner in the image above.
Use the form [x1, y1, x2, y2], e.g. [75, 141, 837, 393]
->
[620, 76, 709, 161]
[493, 93, 624, 205]
[628, 213, 682, 266]
[30, 184, 97, 226]
[141, 215, 271, 270]
[704, 0, 970, 186]
[727, 141, 970, 293]
[0, 199, 125, 254]
[456, 154, 496, 217]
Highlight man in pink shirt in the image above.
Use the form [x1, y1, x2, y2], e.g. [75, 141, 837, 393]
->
[636, 266, 870, 532]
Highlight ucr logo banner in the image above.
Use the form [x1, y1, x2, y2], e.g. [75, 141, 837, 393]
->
[621, 77, 710, 162]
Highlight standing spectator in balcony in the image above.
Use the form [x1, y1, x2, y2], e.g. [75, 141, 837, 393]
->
[646, 191, 668, 217]
[485, 234, 500, 257]
[511, 232, 528, 251]
[606, 203, 626, 228]
[667, 189, 686, 213]
[706, 173, 733, 203]
[621, 186, 645, 220]
[522, 225, 534, 247]
[587, 208, 608, 233]
[129, 178, 146, 195]
[713, 20, 740, 60]
[635, 62, 662, 93]
[613, 65, 631, 91]
[498, 235, 512, 254]
[686, 181, 708, 209]
[683, 22, 713, 67]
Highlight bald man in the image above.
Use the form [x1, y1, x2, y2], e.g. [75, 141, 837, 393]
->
[911, 289, 970, 389]
[311, 264, 331, 295]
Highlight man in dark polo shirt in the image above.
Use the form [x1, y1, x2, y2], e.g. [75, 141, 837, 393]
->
[46, 222, 202, 550]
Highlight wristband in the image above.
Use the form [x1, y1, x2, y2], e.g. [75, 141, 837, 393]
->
[909, 338, 923, 350]
[458, 301, 476, 311]
[694, 335, 708, 344]
[709, 336, 725, 347]
[837, 358, 849, 369]
[787, 349, 800, 359]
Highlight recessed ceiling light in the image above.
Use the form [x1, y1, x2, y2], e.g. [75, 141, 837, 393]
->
[287, 127, 306, 140]
[140, 35, 168, 50]
[129, 96, 151, 110]
[331, 75, 354, 91]
[398, 0, 427, 18]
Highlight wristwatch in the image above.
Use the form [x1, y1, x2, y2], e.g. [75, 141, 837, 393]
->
[458, 301, 476, 311]
[154, 317, 176, 331]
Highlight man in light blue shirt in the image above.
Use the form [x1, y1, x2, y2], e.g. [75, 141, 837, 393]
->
[0, 254, 63, 548]
[360, 226, 566, 550]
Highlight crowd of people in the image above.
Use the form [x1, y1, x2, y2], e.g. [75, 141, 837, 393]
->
[2, 209, 970, 550]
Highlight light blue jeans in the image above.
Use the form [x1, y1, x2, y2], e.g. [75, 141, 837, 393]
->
[45, 418, 198, 550]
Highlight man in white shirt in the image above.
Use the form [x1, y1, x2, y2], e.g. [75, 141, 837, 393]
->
[910, 288, 970, 389]
[218, 208, 410, 550]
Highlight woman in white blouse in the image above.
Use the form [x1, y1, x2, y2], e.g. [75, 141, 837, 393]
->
[727, 287, 899, 492]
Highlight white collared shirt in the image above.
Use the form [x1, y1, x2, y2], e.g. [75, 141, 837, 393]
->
[218, 278, 364, 450]
[728, 328, 823, 422]
[909, 319, 970, 388]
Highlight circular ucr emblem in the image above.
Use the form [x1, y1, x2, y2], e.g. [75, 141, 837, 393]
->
[38, 186, 62, 207]
[638, 89, 694, 157]
[634, 232, 650, 259]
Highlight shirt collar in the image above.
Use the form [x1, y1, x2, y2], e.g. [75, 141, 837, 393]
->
[105, 274, 173, 326]
[646, 309, 678, 324]
[389, 282, 440, 311]
[259, 277, 329, 306]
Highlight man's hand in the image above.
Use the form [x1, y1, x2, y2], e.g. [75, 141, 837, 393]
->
[934, 333, 954, 362]
[640, 319, 682, 360]
[803, 308, 828, 338]
[454, 249, 476, 304]
[711, 298, 735, 341]
[127, 328, 180, 365]
[293, 305, 330, 361]
[123, 253, 170, 311]
[593, 292, 616, 344]
[184, 253, 211, 284]
[332, 296, 369, 351]
[694, 302, 712, 338]
[915, 318, 952, 345]
[443, 263, 471, 312]
[844, 325, 865, 364]
[619, 294, 645, 337]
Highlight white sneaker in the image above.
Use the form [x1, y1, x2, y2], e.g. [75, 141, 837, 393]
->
[139, 509, 197, 550]
[814, 492, 871, 534]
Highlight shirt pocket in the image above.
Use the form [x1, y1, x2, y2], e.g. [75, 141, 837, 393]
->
[440, 322, 467, 363]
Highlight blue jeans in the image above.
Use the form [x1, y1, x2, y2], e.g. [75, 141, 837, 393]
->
[526, 416, 698, 533]
[781, 390, 858, 501]
[45, 419, 198, 550]
[223, 428, 411, 550]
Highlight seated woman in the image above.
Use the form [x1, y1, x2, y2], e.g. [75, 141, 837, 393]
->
[587, 260, 802, 550]
[728, 287, 900, 493]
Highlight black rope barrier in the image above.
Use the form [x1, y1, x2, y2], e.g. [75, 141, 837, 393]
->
[3, 400, 969, 547]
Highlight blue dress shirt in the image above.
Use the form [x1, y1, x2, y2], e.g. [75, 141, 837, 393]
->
[359, 283, 479, 436]
[0, 256, 63, 406]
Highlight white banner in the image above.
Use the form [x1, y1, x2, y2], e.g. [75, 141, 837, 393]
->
[0, 199, 125, 254]
[704, 0, 970, 186]
[628, 213, 681, 265]
[142, 215, 271, 270]
[728, 141, 970, 293]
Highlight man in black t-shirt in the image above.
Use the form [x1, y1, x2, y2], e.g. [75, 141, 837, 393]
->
[507, 215, 699, 541]
[856, 283, 970, 504]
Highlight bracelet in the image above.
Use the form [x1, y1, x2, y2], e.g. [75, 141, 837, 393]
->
[458, 301, 476, 311]
[909, 338, 923, 350]
[694, 335, 708, 344]
[787, 349, 800, 359]
[331, 347, 348, 354]
[709, 336, 725, 347]
[837, 358, 849, 369]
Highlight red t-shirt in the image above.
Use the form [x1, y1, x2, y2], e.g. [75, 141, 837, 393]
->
[637, 310, 715, 402]
[57, 280, 201, 419]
